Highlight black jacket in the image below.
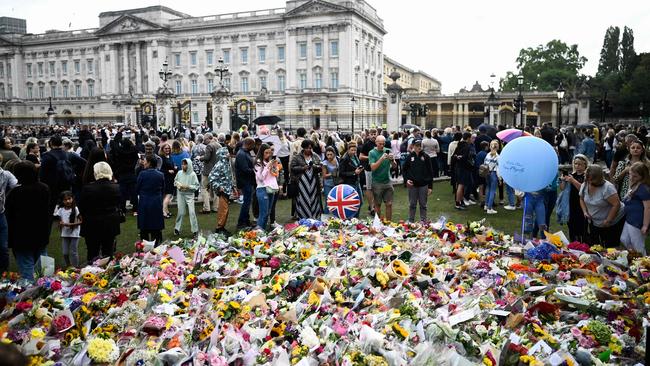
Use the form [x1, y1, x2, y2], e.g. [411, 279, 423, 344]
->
[6, 182, 50, 252]
[339, 153, 361, 186]
[235, 148, 255, 188]
[403, 151, 433, 188]
[79, 178, 122, 238]
[39, 148, 87, 194]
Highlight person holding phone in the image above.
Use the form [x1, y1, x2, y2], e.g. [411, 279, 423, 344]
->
[339, 142, 364, 217]
[368, 135, 397, 221]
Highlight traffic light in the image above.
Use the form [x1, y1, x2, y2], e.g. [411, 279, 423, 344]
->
[422, 105, 428, 117]
[513, 99, 519, 114]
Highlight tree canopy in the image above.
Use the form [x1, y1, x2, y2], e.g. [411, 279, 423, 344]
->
[500, 40, 587, 92]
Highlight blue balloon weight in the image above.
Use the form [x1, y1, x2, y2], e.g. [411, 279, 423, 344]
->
[497, 136, 558, 192]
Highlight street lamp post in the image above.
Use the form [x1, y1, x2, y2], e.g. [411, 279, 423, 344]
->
[210, 57, 232, 132]
[556, 82, 566, 126]
[515, 75, 524, 128]
[156, 57, 175, 130]
[486, 88, 497, 126]
[214, 57, 230, 86]
[351, 96, 356, 135]
[46, 96, 56, 126]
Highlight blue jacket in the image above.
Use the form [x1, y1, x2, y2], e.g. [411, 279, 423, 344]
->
[578, 138, 595, 161]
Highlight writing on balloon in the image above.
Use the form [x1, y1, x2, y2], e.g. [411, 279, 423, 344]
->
[501, 161, 524, 174]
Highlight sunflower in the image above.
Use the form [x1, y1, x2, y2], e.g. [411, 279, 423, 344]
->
[391, 260, 409, 277]
[300, 248, 312, 260]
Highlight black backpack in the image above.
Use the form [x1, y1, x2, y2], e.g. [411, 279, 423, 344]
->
[400, 139, 409, 153]
[56, 153, 76, 188]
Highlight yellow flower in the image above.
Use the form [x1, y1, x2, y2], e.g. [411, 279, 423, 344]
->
[229, 301, 241, 310]
[30, 328, 45, 339]
[308, 291, 321, 306]
[162, 280, 174, 291]
[81, 292, 96, 304]
[334, 291, 345, 303]
[391, 323, 409, 339]
[272, 282, 283, 293]
[483, 357, 494, 366]
[520, 355, 543, 366]
[318, 260, 328, 267]
[300, 247, 312, 260]
[186, 274, 196, 282]
[506, 271, 516, 281]
[375, 269, 389, 287]
[98, 279, 108, 288]
[376, 244, 392, 254]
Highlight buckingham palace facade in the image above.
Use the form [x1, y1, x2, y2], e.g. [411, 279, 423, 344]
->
[0, 0, 386, 132]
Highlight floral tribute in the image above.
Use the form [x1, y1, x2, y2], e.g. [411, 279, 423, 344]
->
[0, 217, 648, 365]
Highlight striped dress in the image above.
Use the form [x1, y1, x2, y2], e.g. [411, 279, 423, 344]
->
[296, 158, 322, 220]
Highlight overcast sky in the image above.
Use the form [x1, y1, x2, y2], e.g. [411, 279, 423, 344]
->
[5, 0, 650, 94]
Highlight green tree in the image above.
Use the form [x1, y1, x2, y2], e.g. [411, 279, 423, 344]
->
[620, 53, 650, 116]
[597, 26, 620, 76]
[500, 40, 587, 91]
[620, 26, 637, 81]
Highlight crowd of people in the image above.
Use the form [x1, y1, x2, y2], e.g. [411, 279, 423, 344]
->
[0, 120, 648, 281]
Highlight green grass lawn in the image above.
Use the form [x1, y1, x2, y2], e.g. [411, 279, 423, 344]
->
[18, 181, 551, 272]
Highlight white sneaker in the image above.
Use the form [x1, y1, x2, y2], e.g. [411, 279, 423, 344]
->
[486, 209, 498, 214]
[503, 205, 516, 211]
[463, 199, 476, 206]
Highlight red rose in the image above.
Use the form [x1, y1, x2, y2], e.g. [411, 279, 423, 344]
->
[50, 281, 62, 291]
[16, 302, 32, 312]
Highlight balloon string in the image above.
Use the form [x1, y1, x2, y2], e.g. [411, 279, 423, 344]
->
[521, 194, 527, 243]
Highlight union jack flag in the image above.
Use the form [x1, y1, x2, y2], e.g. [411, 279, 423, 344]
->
[326, 184, 361, 220]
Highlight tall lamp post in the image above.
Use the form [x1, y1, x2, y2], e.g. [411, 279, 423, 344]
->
[515, 75, 525, 128]
[486, 88, 498, 125]
[156, 57, 175, 130]
[556, 82, 566, 126]
[640, 102, 644, 121]
[351, 96, 356, 135]
[46, 96, 56, 126]
[211, 57, 231, 132]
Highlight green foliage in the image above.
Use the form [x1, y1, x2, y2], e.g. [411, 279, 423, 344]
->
[597, 26, 620, 76]
[620, 53, 650, 111]
[620, 26, 638, 81]
[500, 40, 587, 92]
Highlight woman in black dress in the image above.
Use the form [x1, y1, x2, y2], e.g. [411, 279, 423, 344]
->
[559, 154, 588, 242]
[159, 143, 177, 218]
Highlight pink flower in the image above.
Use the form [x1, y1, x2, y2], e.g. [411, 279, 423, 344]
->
[269, 257, 281, 269]
[557, 271, 571, 281]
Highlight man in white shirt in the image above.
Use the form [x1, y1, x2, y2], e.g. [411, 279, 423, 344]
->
[422, 129, 440, 178]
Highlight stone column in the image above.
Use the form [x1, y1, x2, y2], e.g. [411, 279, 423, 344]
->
[436, 103, 441, 128]
[111, 44, 119, 95]
[463, 103, 469, 126]
[122, 43, 129, 94]
[135, 42, 142, 94]
[386, 95, 401, 133]
[551, 101, 558, 127]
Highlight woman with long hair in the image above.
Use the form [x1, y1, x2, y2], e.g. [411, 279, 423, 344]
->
[322, 146, 340, 198]
[483, 140, 500, 214]
[170, 140, 190, 170]
[613, 140, 649, 197]
[81, 147, 107, 186]
[275, 129, 291, 198]
[254, 144, 280, 231]
[559, 154, 589, 242]
[620, 162, 650, 254]
[159, 143, 177, 218]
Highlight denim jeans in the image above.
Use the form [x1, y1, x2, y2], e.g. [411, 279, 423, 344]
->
[505, 184, 516, 206]
[524, 192, 546, 236]
[255, 187, 274, 230]
[237, 184, 254, 228]
[533, 189, 558, 238]
[14, 248, 47, 282]
[0, 212, 8, 274]
[485, 172, 498, 209]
